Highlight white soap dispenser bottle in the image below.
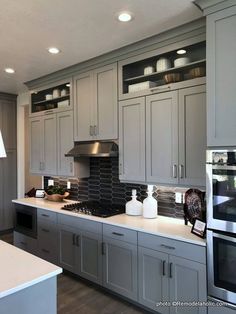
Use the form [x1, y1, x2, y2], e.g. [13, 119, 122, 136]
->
[143, 185, 158, 219]
[125, 189, 143, 216]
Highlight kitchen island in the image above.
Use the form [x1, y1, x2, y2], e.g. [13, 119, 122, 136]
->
[0, 240, 62, 314]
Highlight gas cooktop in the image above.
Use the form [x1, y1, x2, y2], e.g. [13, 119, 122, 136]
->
[61, 201, 125, 218]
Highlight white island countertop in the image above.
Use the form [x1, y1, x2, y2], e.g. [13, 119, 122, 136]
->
[0, 240, 62, 299]
[13, 198, 206, 246]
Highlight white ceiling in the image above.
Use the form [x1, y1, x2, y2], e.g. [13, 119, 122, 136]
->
[0, 0, 202, 94]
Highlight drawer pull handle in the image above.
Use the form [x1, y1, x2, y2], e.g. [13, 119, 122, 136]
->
[41, 228, 49, 233]
[72, 234, 76, 245]
[150, 85, 171, 92]
[42, 249, 50, 254]
[160, 244, 175, 250]
[76, 235, 80, 247]
[102, 242, 106, 255]
[112, 232, 124, 236]
[41, 214, 50, 218]
[162, 260, 166, 276]
[20, 241, 27, 246]
[169, 262, 173, 278]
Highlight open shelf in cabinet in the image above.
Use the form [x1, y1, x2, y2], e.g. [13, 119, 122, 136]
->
[31, 81, 71, 114]
[121, 41, 206, 96]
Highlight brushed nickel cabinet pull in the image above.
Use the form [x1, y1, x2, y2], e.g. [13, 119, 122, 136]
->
[44, 110, 54, 115]
[112, 232, 124, 236]
[150, 85, 171, 92]
[89, 125, 93, 136]
[179, 164, 184, 179]
[162, 260, 166, 276]
[76, 235, 80, 247]
[160, 244, 175, 250]
[42, 214, 49, 218]
[94, 125, 98, 136]
[20, 241, 27, 246]
[72, 234, 76, 245]
[70, 162, 73, 173]
[172, 165, 177, 178]
[102, 242, 106, 255]
[42, 248, 50, 254]
[169, 262, 173, 278]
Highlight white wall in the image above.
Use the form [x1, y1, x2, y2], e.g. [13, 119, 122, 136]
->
[17, 92, 42, 197]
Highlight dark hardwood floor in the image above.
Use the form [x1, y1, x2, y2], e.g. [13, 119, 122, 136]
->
[0, 232, 148, 314]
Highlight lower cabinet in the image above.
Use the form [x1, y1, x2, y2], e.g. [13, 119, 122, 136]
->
[58, 215, 103, 285]
[138, 233, 207, 314]
[14, 231, 38, 255]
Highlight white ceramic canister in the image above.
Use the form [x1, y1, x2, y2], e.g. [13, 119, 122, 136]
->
[156, 57, 171, 72]
[144, 66, 154, 75]
[60, 89, 67, 97]
[174, 57, 190, 67]
[52, 89, 60, 98]
[45, 94, 53, 100]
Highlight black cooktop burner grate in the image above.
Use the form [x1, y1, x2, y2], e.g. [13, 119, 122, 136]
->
[61, 201, 124, 218]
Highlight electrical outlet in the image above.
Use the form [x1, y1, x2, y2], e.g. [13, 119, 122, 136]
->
[67, 181, 71, 189]
[175, 192, 182, 203]
[48, 179, 54, 186]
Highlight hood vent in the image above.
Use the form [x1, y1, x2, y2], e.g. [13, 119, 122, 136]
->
[65, 141, 118, 158]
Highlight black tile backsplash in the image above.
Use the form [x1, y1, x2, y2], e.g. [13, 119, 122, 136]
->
[45, 157, 185, 219]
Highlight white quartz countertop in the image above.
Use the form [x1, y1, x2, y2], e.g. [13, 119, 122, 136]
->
[0, 240, 62, 299]
[12, 198, 206, 246]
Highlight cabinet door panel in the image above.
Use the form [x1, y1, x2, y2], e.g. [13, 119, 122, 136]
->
[169, 255, 207, 314]
[138, 247, 169, 314]
[78, 231, 103, 285]
[179, 85, 206, 187]
[207, 7, 236, 146]
[29, 117, 42, 174]
[103, 237, 138, 301]
[119, 97, 146, 182]
[94, 63, 118, 140]
[146, 91, 178, 184]
[0, 99, 16, 149]
[42, 114, 57, 175]
[57, 111, 74, 176]
[73, 72, 93, 141]
[58, 225, 77, 273]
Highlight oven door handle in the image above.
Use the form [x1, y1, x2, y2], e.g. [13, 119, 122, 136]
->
[211, 231, 236, 243]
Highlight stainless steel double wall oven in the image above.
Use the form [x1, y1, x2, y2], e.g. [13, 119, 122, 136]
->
[207, 149, 236, 306]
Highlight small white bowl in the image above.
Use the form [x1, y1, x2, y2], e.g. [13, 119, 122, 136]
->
[174, 57, 190, 67]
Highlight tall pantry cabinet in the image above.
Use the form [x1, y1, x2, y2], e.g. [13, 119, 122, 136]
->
[0, 93, 17, 231]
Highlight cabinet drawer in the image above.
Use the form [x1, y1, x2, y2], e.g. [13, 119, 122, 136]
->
[138, 232, 206, 264]
[13, 231, 38, 255]
[58, 214, 102, 234]
[103, 224, 137, 245]
[37, 208, 57, 223]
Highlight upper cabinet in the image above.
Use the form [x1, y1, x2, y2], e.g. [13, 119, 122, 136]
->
[118, 41, 206, 100]
[73, 63, 118, 141]
[30, 79, 72, 116]
[119, 80, 206, 187]
[205, 5, 236, 146]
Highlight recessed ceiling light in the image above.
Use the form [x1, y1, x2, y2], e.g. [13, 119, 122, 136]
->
[177, 49, 187, 55]
[4, 68, 15, 74]
[118, 12, 133, 22]
[48, 47, 60, 54]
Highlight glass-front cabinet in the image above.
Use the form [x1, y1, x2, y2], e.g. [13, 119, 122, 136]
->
[30, 79, 72, 116]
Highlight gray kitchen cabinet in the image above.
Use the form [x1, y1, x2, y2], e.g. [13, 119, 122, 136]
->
[29, 113, 57, 175]
[120, 83, 206, 187]
[0, 94, 17, 231]
[138, 246, 169, 314]
[169, 255, 207, 314]
[30, 111, 89, 177]
[14, 231, 38, 255]
[146, 85, 206, 186]
[138, 232, 207, 314]
[102, 226, 138, 301]
[178, 85, 206, 187]
[206, 6, 236, 146]
[58, 224, 79, 273]
[146, 91, 179, 185]
[37, 219, 58, 264]
[78, 230, 103, 285]
[119, 97, 146, 183]
[73, 63, 118, 141]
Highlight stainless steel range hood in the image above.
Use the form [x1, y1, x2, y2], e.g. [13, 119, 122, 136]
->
[65, 141, 118, 158]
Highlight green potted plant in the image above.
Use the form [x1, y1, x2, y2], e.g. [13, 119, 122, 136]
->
[45, 185, 69, 202]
